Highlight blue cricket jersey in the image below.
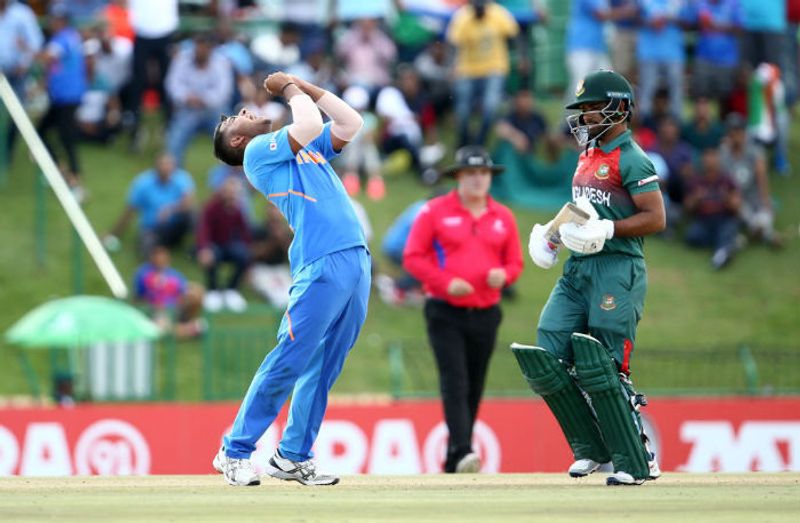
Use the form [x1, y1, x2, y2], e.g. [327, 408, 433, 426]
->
[243, 122, 367, 273]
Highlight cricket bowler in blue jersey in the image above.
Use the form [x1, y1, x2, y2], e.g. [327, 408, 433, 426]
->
[210, 72, 369, 486]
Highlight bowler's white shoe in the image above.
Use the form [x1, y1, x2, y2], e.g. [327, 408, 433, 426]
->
[606, 471, 645, 486]
[266, 450, 339, 486]
[213, 446, 260, 487]
[455, 453, 481, 473]
[568, 459, 602, 477]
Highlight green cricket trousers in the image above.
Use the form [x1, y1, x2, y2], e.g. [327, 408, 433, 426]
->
[537, 253, 647, 373]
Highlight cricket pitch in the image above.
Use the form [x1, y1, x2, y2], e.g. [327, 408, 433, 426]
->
[1, 473, 798, 522]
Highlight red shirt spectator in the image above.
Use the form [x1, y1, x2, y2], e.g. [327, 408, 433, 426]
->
[104, 0, 134, 41]
[196, 178, 252, 312]
[196, 193, 251, 250]
[788, 0, 800, 22]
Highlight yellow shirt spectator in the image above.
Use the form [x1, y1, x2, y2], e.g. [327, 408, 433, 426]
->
[447, 2, 519, 78]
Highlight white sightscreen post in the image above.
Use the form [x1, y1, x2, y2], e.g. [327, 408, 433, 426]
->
[0, 74, 128, 299]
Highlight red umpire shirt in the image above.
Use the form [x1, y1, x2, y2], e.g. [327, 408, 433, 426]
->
[403, 190, 523, 308]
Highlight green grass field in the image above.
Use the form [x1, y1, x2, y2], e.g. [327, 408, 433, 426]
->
[1, 474, 798, 522]
[1, 104, 799, 400]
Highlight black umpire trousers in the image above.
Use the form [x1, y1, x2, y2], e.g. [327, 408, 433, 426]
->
[424, 299, 502, 472]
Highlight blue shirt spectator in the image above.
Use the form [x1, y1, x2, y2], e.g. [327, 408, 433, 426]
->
[739, 0, 786, 31]
[692, 0, 742, 67]
[46, 24, 86, 104]
[637, 0, 690, 63]
[0, 0, 44, 161]
[165, 35, 234, 164]
[566, 0, 609, 53]
[383, 200, 426, 262]
[128, 163, 195, 231]
[166, 44, 233, 113]
[0, 0, 43, 77]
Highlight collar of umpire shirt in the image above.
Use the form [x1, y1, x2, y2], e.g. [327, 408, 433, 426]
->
[444, 189, 500, 215]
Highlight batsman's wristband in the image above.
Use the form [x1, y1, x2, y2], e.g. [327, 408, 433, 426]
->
[280, 82, 296, 94]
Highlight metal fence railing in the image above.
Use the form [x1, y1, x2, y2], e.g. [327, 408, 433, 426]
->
[201, 305, 283, 401]
[386, 339, 800, 399]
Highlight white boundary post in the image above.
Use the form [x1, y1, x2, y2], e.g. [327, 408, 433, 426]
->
[0, 74, 128, 299]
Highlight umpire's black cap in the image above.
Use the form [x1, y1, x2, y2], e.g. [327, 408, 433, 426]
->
[442, 146, 505, 177]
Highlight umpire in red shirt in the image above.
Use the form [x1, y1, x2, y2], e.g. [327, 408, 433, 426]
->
[404, 146, 523, 473]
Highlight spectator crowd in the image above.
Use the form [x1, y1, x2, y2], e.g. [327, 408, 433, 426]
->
[1, 0, 794, 323]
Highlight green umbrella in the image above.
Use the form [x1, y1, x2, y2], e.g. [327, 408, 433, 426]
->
[5, 295, 161, 348]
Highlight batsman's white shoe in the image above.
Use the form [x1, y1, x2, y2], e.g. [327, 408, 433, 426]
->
[213, 446, 260, 487]
[606, 471, 645, 486]
[648, 452, 662, 480]
[266, 451, 339, 486]
[455, 453, 481, 473]
[568, 459, 602, 478]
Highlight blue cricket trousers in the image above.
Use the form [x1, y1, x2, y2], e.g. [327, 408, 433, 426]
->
[224, 246, 371, 461]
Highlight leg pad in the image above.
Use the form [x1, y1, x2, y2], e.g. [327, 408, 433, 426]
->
[571, 334, 649, 479]
[512, 343, 610, 462]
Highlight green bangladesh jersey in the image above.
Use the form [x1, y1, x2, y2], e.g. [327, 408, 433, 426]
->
[571, 130, 660, 258]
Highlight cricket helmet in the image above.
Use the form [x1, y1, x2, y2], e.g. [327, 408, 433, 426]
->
[566, 70, 635, 147]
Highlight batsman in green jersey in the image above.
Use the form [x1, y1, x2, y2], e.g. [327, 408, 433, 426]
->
[516, 70, 666, 486]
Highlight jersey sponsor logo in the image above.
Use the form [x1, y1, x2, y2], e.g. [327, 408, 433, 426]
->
[573, 186, 611, 207]
[606, 90, 631, 99]
[595, 163, 610, 180]
[442, 216, 462, 227]
[269, 141, 277, 151]
[493, 218, 506, 234]
[295, 150, 327, 165]
[600, 294, 616, 311]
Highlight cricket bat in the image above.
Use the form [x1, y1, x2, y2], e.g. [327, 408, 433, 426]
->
[544, 202, 591, 248]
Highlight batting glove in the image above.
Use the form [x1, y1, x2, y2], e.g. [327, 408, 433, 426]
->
[529, 222, 559, 269]
[559, 219, 614, 255]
